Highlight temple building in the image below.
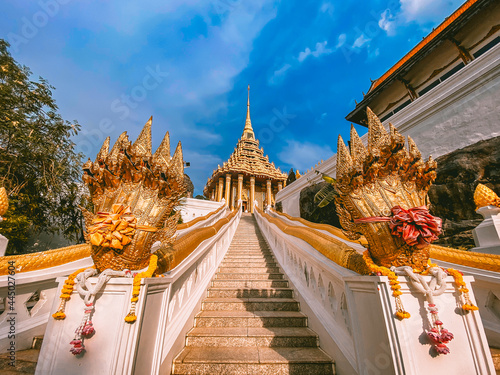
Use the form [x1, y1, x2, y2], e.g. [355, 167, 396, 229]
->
[345, 0, 499, 159]
[204, 87, 287, 213]
[277, 0, 500, 217]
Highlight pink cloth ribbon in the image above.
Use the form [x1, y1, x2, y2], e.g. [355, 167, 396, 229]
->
[354, 206, 442, 248]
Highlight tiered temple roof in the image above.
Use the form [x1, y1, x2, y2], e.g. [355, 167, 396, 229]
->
[204, 87, 287, 193]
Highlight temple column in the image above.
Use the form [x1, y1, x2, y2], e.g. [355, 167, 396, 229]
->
[230, 184, 236, 210]
[225, 174, 231, 207]
[250, 177, 255, 213]
[278, 182, 282, 192]
[266, 180, 272, 207]
[217, 177, 224, 202]
[237, 174, 243, 205]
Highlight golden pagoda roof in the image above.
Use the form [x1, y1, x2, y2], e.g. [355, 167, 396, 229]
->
[205, 87, 287, 190]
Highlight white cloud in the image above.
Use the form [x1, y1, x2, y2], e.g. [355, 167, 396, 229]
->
[336, 33, 346, 48]
[352, 34, 371, 49]
[270, 36, 343, 84]
[298, 41, 333, 62]
[378, 9, 395, 35]
[378, 0, 464, 34]
[269, 63, 292, 85]
[278, 140, 333, 172]
[320, 2, 334, 15]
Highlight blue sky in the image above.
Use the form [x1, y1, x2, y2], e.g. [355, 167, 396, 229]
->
[1, 0, 465, 195]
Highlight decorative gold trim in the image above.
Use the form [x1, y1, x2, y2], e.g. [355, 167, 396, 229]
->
[257, 207, 369, 275]
[0, 244, 91, 275]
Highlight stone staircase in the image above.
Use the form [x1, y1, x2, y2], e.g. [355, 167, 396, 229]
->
[172, 213, 335, 374]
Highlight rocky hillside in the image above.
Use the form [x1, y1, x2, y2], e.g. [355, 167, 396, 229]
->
[428, 136, 500, 249]
[298, 136, 500, 250]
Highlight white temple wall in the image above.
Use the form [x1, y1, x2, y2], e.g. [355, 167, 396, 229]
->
[178, 198, 223, 223]
[276, 43, 500, 217]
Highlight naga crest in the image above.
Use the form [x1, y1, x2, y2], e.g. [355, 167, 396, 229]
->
[81, 117, 186, 272]
[335, 108, 439, 272]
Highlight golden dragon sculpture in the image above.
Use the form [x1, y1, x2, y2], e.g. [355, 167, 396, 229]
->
[335, 108, 439, 271]
[80, 116, 186, 272]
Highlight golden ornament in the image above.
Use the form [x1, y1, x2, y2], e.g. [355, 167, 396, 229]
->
[474, 183, 500, 209]
[334, 108, 439, 271]
[0, 187, 8, 216]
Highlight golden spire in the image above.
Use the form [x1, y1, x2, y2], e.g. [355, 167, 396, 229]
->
[243, 85, 255, 139]
[132, 116, 153, 158]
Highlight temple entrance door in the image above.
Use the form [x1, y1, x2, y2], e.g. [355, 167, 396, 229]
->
[242, 201, 248, 212]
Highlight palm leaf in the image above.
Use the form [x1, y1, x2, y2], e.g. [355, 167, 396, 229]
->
[314, 184, 338, 208]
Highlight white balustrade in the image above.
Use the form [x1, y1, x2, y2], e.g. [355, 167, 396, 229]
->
[35, 206, 241, 375]
[473, 205, 500, 254]
[255, 209, 359, 374]
[0, 257, 93, 353]
[176, 204, 228, 239]
[255, 209, 496, 374]
[0, 206, 228, 353]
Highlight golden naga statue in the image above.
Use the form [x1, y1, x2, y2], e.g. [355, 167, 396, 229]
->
[474, 183, 500, 209]
[0, 187, 8, 217]
[335, 108, 441, 272]
[81, 117, 186, 272]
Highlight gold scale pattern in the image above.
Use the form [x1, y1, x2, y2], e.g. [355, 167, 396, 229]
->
[335, 108, 437, 271]
[81, 117, 186, 272]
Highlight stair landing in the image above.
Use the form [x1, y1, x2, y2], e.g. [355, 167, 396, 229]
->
[172, 213, 335, 374]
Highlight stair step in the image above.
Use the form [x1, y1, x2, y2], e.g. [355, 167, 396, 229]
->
[218, 267, 281, 274]
[173, 347, 334, 375]
[171, 214, 335, 374]
[225, 251, 272, 256]
[0, 349, 40, 374]
[207, 287, 293, 298]
[186, 327, 319, 347]
[220, 261, 277, 267]
[216, 273, 283, 280]
[211, 279, 289, 288]
[195, 310, 307, 327]
[202, 297, 300, 311]
[223, 256, 275, 261]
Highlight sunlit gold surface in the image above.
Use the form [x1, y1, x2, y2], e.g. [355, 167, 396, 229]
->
[0, 244, 91, 275]
[88, 204, 157, 250]
[474, 183, 500, 209]
[82, 117, 186, 271]
[176, 205, 226, 230]
[257, 207, 369, 275]
[272, 209, 369, 247]
[0, 187, 8, 216]
[430, 244, 500, 273]
[155, 206, 239, 274]
[335, 108, 437, 271]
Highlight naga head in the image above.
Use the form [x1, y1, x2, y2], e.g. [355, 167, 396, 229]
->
[335, 108, 439, 271]
[81, 117, 186, 272]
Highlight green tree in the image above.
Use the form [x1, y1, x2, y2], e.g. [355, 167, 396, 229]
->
[0, 39, 84, 255]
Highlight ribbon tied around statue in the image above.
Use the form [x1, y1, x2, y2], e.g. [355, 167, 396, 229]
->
[355, 205, 442, 248]
[88, 204, 157, 250]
